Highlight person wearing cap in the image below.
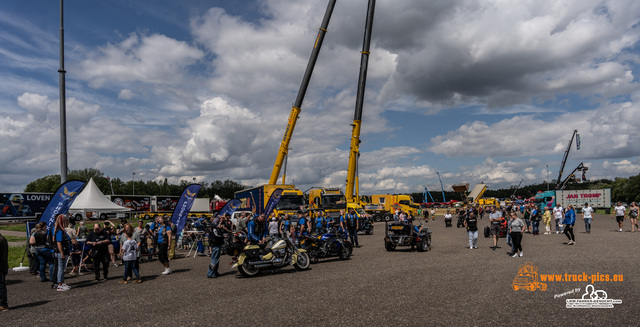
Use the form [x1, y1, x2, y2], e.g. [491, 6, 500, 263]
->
[268, 214, 279, 245]
[581, 202, 594, 234]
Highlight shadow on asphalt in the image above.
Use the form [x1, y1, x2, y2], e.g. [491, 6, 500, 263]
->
[6, 279, 23, 286]
[234, 268, 303, 279]
[9, 300, 50, 309]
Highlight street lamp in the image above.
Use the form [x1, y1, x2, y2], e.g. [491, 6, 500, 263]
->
[546, 165, 549, 191]
[132, 172, 135, 195]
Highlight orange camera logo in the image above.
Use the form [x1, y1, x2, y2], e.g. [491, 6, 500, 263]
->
[512, 262, 547, 291]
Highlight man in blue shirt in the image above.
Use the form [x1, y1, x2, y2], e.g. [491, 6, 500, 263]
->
[247, 214, 267, 245]
[315, 211, 326, 234]
[346, 208, 360, 247]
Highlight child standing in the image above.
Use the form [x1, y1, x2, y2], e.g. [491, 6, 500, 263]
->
[69, 239, 82, 276]
[119, 231, 141, 283]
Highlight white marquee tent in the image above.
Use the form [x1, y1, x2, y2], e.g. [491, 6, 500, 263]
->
[69, 178, 130, 220]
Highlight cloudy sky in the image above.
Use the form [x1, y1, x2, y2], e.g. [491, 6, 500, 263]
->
[1, 0, 639, 196]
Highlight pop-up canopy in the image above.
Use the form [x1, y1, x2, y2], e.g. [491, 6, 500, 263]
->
[69, 178, 130, 214]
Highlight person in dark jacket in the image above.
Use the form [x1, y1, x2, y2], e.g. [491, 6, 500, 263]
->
[207, 217, 224, 278]
[0, 231, 8, 311]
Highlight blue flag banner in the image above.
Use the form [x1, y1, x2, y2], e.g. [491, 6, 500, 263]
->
[218, 198, 241, 217]
[263, 188, 283, 218]
[37, 180, 86, 231]
[171, 184, 202, 236]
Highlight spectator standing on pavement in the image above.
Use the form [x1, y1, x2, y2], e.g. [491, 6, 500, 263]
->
[563, 205, 576, 245]
[69, 239, 81, 276]
[346, 208, 360, 247]
[553, 204, 564, 234]
[87, 224, 110, 281]
[464, 211, 478, 249]
[268, 217, 279, 243]
[119, 231, 141, 283]
[523, 204, 531, 234]
[430, 209, 436, 221]
[54, 214, 71, 291]
[76, 221, 88, 239]
[509, 213, 525, 257]
[506, 212, 515, 256]
[207, 217, 224, 279]
[157, 217, 173, 275]
[530, 206, 540, 235]
[542, 207, 552, 234]
[103, 221, 118, 267]
[581, 202, 594, 234]
[629, 202, 638, 232]
[0, 231, 9, 311]
[30, 222, 55, 283]
[489, 206, 502, 250]
[612, 201, 626, 232]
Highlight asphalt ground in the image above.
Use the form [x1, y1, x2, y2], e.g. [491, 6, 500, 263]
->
[2, 213, 639, 326]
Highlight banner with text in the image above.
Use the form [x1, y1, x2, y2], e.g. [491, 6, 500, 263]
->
[171, 184, 202, 236]
[37, 180, 86, 231]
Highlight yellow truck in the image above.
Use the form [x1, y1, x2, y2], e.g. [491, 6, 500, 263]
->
[368, 194, 420, 221]
[308, 187, 346, 218]
[234, 184, 305, 217]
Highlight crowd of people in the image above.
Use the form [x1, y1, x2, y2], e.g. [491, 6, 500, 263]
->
[25, 214, 186, 292]
[451, 201, 639, 258]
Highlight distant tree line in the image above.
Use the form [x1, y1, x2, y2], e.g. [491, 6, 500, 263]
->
[410, 174, 640, 204]
[24, 168, 249, 200]
[24, 169, 640, 204]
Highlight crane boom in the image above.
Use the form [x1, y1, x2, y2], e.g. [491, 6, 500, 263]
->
[436, 172, 446, 203]
[555, 129, 578, 189]
[269, 0, 337, 185]
[345, 0, 376, 202]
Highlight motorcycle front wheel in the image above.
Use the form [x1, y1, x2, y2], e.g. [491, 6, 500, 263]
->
[338, 242, 353, 260]
[238, 261, 260, 277]
[293, 252, 310, 271]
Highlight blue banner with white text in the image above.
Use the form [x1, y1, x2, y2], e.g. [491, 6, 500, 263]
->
[263, 188, 283, 218]
[37, 180, 86, 232]
[218, 198, 241, 217]
[171, 184, 202, 236]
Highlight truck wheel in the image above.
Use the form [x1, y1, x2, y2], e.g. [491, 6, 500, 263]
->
[384, 214, 392, 222]
[99, 213, 107, 220]
[374, 215, 382, 222]
[385, 241, 395, 251]
[144, 214, 150, 220]
[74, 214, 83, 221]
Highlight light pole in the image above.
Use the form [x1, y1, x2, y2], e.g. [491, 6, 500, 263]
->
[132, 172, 135, 195]
[58, 0, 68, 183]
[546, 165, 549, 191]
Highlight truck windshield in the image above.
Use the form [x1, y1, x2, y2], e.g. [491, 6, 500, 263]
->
[276, 195, 305, 211]
[322, 194, 345, 209]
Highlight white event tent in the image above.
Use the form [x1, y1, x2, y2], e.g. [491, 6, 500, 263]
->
[69, 178, 130, 220]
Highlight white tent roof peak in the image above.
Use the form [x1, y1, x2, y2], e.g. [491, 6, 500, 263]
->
[70, 178, 130, 212]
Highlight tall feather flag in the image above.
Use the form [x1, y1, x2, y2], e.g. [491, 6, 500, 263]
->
[37, 180, 86, 231]
[171, 184, 202, 236]
[263, 188, 283, 218]
[218, 198, 242, 217]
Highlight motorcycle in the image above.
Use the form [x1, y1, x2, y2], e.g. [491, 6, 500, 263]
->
[300, 228, 353, 263]
[358, 216, 374, 235]
[231, 233, 310, 277]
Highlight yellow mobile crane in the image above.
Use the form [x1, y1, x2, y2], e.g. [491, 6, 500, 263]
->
[235, 0, 337, 216]
[344, 0, 376, 217]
